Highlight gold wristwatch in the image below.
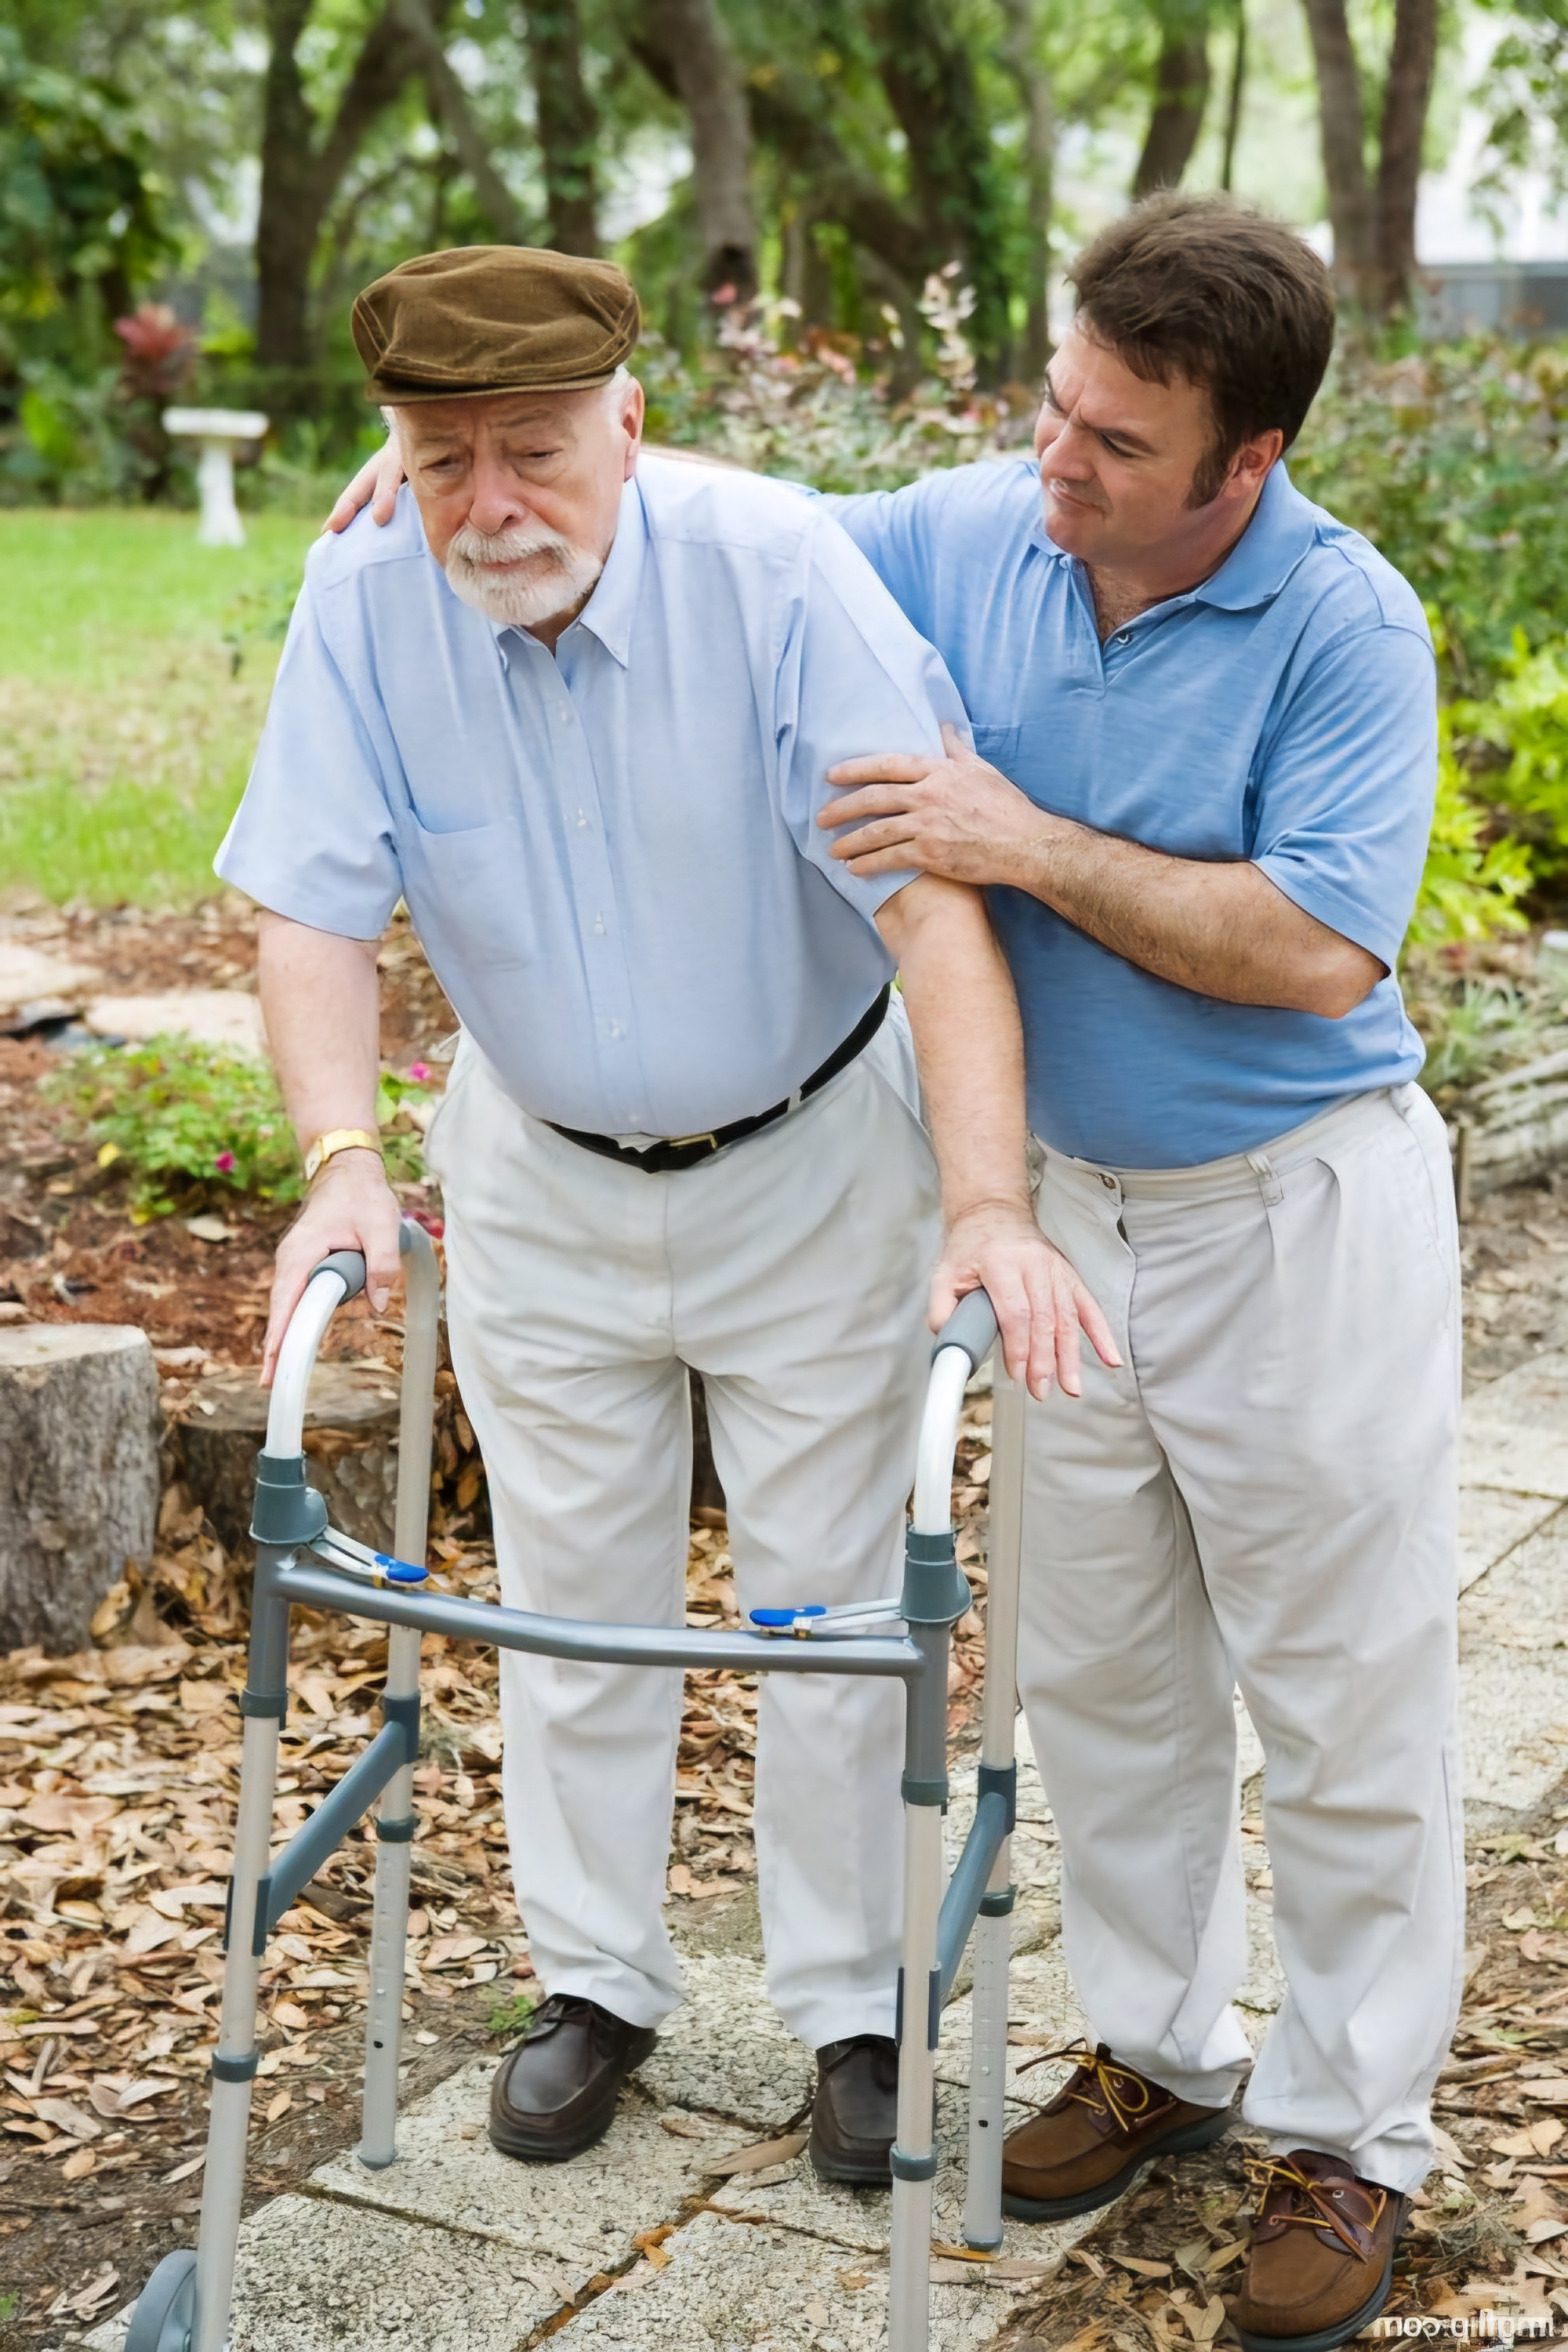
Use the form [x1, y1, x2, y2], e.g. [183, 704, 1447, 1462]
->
[303, 1127, 384, 1184]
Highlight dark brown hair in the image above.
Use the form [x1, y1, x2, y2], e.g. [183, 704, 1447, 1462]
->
[1067, 192, 1336, 505]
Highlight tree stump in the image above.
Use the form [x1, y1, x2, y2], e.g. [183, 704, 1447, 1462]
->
[0, 1324, 161, 1653]
[179, 1365, 408, 1556]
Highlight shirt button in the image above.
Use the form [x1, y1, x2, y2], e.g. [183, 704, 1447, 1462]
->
[1113, 631, 1132, 647]
[1099, 1172, 1118, 1190]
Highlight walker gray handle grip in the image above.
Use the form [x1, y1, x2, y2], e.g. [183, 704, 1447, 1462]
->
[932, 1288, 998, 1369]
[309, 1249, 368, 1299]
[307, 1222, 420, 1303]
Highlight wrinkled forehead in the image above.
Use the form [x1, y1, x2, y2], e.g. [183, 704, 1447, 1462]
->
[396, 388, 592, 452]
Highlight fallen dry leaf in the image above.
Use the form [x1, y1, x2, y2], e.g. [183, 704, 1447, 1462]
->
[704, 2130, 808, 2176]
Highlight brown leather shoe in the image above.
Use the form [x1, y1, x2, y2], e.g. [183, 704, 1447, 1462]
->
[1231, 2150, 1407, 2352]
[487, 1993, 657, 2162]
[1001, 2040, 1232, 2221]
[809, 2035, 898, 2184]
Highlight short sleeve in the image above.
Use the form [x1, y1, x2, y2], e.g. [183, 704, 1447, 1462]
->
[214, 573, 404, 940]
[822, 479, 949, 643]
[774, 511, 970, 926]
[1250, 624, 1437, 971]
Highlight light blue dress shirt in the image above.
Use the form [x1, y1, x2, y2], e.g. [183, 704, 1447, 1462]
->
[217, 455, 963, 1138]
[829, 459, 1437, 1169]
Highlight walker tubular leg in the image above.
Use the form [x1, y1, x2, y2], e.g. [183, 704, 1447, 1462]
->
[964, 1367, 1025, 2250]
[359, 1225, 438, 2168]
[889, 1626, 950, 2352]
[191, 1575, 291, 2352]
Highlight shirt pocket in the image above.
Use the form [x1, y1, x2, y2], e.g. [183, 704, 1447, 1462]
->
[972, 725, 1024, 777]
[396, 815, 533, 973]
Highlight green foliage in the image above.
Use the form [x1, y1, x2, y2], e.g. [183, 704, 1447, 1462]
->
[42, 1034, 435, 1215]
[637, 288, 1029, 495]
[0, 2290, 16, 2322]
[483, 1985, 539, 2040]
[1290, 341, 1568, 698]
[1416, 978, 1543, 1096]
[1453, 633, 1568, 876]
[0, 22, 171, 367]
[44, 1035, 304, 1215]
[1405, 712, 1532, 948]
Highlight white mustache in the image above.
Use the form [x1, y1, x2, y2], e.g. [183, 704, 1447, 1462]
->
[445, 522, 574, 571]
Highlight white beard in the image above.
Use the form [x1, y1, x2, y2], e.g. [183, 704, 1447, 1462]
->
[442, 521, 605, 630]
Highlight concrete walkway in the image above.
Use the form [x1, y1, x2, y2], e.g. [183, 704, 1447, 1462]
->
[89, 1351, 1568, 2352]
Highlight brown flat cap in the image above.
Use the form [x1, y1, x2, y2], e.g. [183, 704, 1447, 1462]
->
[352, 245, 640, 404]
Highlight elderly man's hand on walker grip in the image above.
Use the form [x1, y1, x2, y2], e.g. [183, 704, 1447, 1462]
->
[257, 913, 405, 1383]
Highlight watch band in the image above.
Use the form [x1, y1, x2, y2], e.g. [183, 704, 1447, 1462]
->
[303, 1127, 384, 1184]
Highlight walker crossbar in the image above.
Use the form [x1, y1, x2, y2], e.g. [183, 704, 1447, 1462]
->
[124, 1228, 1024, 2352]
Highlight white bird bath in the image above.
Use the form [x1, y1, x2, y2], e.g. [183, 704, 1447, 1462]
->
[162, 407, 269, 547]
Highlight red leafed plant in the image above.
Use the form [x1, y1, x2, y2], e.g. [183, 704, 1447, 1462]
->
[112, 301, 198, 401]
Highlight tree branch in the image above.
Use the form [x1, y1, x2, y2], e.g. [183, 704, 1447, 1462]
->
[388, 0, 529, 243]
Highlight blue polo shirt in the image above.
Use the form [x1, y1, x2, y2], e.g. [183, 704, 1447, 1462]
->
[830, 459, 1436, 1168]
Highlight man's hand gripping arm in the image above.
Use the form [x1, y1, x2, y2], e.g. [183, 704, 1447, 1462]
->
[258, 912, 405, 1383]
[831, 727, 1384, 1018]
[875, 877, 1119, 1401]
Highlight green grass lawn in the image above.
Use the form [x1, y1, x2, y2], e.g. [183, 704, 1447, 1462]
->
[0, 509, 318, 907]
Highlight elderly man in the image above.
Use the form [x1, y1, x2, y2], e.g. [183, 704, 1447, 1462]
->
[225, 245, 1110, 2187]
[334, 201, 1460, 2351]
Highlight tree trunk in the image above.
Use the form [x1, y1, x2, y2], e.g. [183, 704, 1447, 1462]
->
[1301, 0, 1438, 317]
[1300, 0, 1375, 297]
[1220, 0, 1248, 190]
[253, 1, 431, 394]
[1132, 0, 1214, 198]
[1372, 0, 1439, 311]
[643, 0, 757, 300]
[997, 0, 1056, 382]
[869, 0, 1013, 376]
[255, 0, 321, 378]
[0, 1325, 160, 1654]
[522, 0, 600, 254]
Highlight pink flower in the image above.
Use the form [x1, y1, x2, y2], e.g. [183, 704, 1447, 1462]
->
[407, 1062, 430, 1082]
[214, 1151, 236, 1173]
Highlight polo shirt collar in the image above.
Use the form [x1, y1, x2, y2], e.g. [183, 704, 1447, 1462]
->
[1027, 458, 1318, 616]
[1189, 461, 1318, 611]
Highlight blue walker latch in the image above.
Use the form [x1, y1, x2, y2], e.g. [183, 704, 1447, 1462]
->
[373, 1553, 430, 1585]
[750, 1604, 826, 1628]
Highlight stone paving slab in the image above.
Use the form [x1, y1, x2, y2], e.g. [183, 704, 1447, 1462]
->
[637, 1953, 814, 2128]
[1462, 1350, 1568, 1502]
[311, 2062, 703, 2275]
[86, 2193, 573, 2352]
[1461, 1521, 1568, 1815]
[559, 2206, 1049, 2352]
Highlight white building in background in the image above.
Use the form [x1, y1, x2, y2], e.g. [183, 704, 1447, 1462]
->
[1415, 11, 1568, 333]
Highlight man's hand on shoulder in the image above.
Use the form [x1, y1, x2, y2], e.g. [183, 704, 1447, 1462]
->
[324, 433, 407, 535]
[934, 1199, 1119, 1402]
[821, 724, 1049, 888]
[263, 1150, 404, 1384]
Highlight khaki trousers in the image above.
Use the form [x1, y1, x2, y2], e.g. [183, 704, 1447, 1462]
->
[1019, 1084, 1463, 2194]
[424, 1006, 942, 2048]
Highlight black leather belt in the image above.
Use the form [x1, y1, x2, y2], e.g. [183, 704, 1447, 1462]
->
[547, 986, 891, 1174]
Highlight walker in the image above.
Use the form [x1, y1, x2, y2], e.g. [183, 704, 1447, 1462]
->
[125, 1221, 1025, 2352]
